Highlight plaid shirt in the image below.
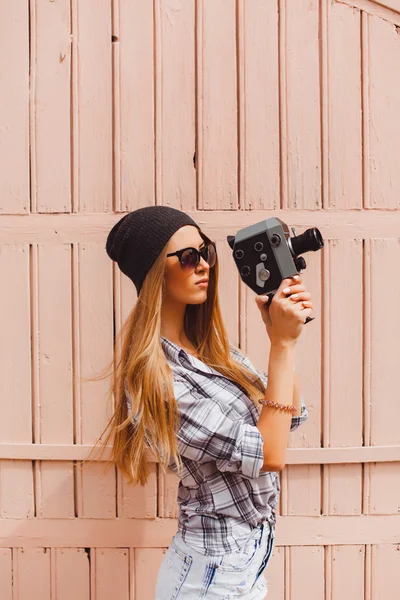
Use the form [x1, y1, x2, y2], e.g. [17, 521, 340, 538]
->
[156, 336, 308, 555]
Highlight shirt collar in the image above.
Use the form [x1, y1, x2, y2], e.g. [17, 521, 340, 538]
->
[160, 335, 218, 377]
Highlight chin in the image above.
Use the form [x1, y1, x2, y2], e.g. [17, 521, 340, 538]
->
[187, 290, 208, 305]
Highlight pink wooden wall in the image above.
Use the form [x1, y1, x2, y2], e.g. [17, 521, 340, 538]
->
[1, 0, 400, 598]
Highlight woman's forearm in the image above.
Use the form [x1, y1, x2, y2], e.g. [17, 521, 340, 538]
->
[257, 342, 297, 471]
[292, 372, 302, 417]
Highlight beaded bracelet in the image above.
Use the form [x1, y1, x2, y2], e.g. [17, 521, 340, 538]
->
[258, 398, 297, 413]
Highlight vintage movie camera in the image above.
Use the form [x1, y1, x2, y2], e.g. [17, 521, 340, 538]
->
[227, 218, 324, 324]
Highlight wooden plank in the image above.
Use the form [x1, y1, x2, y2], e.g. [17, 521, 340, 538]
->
[118, 467, 157, 519]
[55, 548, 90, 600]
[155, 0, 196, 210]
[197, 0, 238, 209]
[367, 15, 400, 208]
[0, 245, 33, 518]
[238, 0, 280, 210]
[75, 243, 115, 518]
[338, 0, 400, 25]
[33, 0, 71, 213]
[118, 0, 154, 211]
[94, 549, 129, 600]
[15, 548, 51, 600]
[324, 241, 363, 516]
[0, 0, 29, 214]
[331, 545, 364, 600]
[72, 0, 112, 212]
[0, 549, 12, 600]
[158, 468, 179, 519]
[371, 545, 400, 598]
[369, 240, 400, 514]
[265, 545, 284, 600]
[5, 211, 400, 243]
[1, 443, 400, 464]
[288, 546, 324, 600]
[2, 516, 400, 548]
[36, 244, 74, 518]
[285, 250, 322, 517]
[323, 0, 362, 209]
[284, 0, 321, 209]
[134, 549, 165, 600]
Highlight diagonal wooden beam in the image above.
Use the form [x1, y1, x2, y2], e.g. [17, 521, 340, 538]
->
[336, 0, 400, 26]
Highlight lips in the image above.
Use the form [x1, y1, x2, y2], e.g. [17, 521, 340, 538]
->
[196, 279, 209, 285]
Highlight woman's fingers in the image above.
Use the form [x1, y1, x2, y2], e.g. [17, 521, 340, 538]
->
[287, 291, 312, 302]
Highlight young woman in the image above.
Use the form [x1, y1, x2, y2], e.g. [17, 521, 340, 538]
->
[101, 206, 312, 599]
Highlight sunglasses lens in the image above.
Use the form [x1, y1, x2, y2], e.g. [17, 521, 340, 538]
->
[204, 243, 216, 268]
[181, 248, 199, 270]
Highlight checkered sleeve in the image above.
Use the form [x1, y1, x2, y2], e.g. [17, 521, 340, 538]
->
[173, 378, 265, 480]
[229, 343, 309, 431]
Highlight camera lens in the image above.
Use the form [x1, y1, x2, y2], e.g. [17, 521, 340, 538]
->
[290, 227, 324, 257]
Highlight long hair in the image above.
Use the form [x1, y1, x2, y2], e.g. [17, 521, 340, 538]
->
[86, 233, 266, 486]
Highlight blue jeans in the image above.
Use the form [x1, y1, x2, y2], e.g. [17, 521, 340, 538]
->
[155, 523, 275, 599]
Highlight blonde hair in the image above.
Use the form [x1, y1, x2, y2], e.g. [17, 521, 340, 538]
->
[87, 234, 266, 486]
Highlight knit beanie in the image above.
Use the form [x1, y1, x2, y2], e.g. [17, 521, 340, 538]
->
[106, 206, 202, 294]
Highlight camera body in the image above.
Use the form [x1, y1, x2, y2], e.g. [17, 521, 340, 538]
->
[227, 217, 324, 296]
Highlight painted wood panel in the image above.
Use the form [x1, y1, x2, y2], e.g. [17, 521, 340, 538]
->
[0, 0, 400, 596]
[0, 0, 30, 214]
[117, 0, 155, 211]
[197, 0, 238, 210]
[33, 0, 71, 213]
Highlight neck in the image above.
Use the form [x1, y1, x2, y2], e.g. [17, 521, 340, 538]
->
[160, 296, 188, 346]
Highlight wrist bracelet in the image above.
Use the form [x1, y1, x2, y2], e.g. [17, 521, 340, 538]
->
[258, 398, 297, 413]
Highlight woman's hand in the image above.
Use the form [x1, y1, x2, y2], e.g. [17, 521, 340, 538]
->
[255, 275, 313, 346]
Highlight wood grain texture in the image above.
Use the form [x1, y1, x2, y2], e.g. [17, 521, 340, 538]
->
[0, 0, 30, 214]
[0, 0, 400, 593]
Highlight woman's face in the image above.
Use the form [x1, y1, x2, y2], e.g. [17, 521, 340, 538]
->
[164, 225, 212, 305]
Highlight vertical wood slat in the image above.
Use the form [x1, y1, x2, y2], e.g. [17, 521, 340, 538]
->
[0, 0, 30, 214]
[371, 545, 400, 598]
[331, 546, 365, 600]
[284, 0, 321, 209]
[0, 245, 33, 518]
[55, 548, 90, 600]
[197, 0, 238, 210]
[134, 548, 165, 599]
[367, 15, 400, 209]
[36, 245, 74, 518]
[323, 0, 362, 209]
[265, 546, 284, 600]
[118, 0, 154, 211]
[288, 547, 324, 600]
[15, 548, 51, 600]
[238, 0, 280, 210]
[76, 243, 115, 518]
[72, 1, 113, 213]
[369, 240, 400, 514]
[33, 0, 71, 213]
[94, 548, 130, 600]
[324, 240, 363, 516]
[0, 549, 12, 600]
[285, 251, 322, 517]
[155, 0, 196, 211]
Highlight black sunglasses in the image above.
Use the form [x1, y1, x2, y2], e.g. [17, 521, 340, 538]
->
[167, 241, 217, 271]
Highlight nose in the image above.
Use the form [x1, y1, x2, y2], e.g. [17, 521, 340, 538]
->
[196, 255, 209, 272]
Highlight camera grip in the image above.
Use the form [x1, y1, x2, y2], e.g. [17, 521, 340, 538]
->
[266, 293, 315, 325]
